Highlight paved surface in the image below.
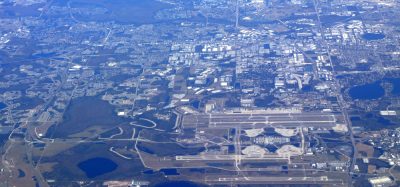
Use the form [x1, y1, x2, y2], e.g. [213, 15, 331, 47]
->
[182, 112, 338, 129]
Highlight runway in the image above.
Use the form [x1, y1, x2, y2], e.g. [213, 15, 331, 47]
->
[182, 112, 338, 129]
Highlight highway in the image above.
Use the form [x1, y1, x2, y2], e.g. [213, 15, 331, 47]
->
[312, 0, 358, 186]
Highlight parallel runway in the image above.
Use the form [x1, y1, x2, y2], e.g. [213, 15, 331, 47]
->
[175, 155, 288, 161]
[205, 176, 345, 185]
[182, 112, 338, 129]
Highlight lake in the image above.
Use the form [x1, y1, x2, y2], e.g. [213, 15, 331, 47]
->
[362, 33, 385, 41]
[387, 78, 400, 95]
[0, 102, 6, 110]
[160, 168, 179, 175]
[349, 82, 384, 100]
[77, 157, 118, 178]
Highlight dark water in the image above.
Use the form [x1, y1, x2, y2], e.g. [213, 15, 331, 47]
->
[0, 102, 6, 110]
[349, 82, 384, 100]
[155, 181, 203, 187]
[17, 169, 26, 178]
[160, 168, 179, 175]
[191, 100, 200, 109]
[265, 145, 278, 152]
[377, 116, 393, 125]
[387, 78, 400, 95]
[143, 169, 154, 174]
[77, 157, 118, 178]
[362, 33, 385, 40]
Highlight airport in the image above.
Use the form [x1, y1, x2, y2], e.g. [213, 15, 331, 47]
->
[182, 111, 340, 129]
